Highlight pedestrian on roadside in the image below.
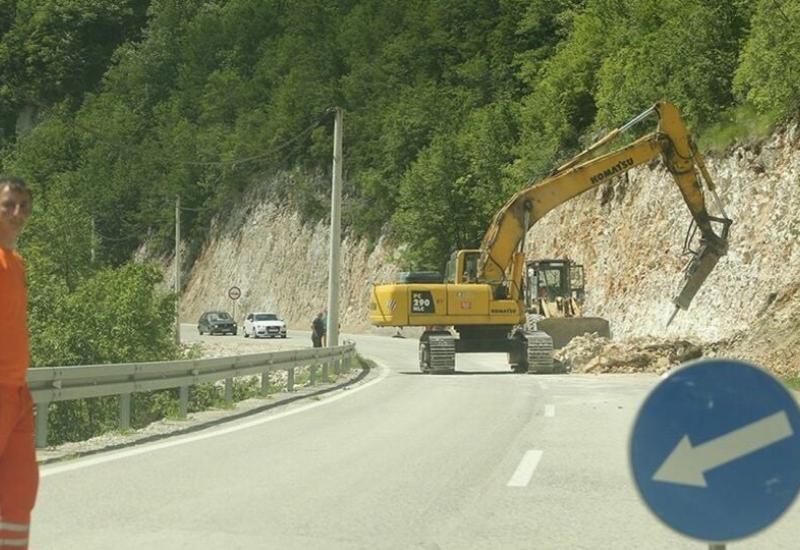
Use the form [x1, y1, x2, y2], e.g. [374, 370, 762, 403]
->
[311, 311, 325, 348]
[320, 308, 328, 347]
[0, 175, 37, 550]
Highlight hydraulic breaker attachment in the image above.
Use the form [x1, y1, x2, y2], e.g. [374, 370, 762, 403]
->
[667, 217, 732, 326]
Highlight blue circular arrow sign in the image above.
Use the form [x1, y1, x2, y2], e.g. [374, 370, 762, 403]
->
[630, 358, 800, 543]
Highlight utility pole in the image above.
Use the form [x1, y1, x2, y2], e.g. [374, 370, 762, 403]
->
[326, 107, 343, 348]
[175, 195, 181, 346]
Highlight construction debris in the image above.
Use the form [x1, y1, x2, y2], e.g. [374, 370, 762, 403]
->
[555, 333, 703, 374]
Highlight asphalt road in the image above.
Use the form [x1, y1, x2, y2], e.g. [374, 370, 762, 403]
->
[32, 332, 800, 549]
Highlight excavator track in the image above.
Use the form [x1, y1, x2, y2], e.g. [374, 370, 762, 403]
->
[525, 331, 554, 374]
[419, 333, 455, 373]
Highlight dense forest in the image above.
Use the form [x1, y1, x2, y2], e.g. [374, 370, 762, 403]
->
[1, 0, 799, 371]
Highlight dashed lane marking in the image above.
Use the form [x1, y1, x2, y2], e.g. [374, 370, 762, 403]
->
[507, 450, 544, 487]
[545, 404, 555, 417]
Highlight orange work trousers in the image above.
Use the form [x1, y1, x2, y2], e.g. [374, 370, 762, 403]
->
[0, 385, 38, 550]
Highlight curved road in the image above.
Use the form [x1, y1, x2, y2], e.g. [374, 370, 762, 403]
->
[33, 333, 799, 549]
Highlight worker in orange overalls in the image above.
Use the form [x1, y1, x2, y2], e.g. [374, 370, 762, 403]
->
[0, 176, 37, 550]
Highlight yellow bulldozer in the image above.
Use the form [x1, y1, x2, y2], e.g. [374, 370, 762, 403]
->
[524, 258, 610, 348]
[369, 102, 732, 374]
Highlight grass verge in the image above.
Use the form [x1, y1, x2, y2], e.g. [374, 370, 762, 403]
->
[782, 376, 800, 391]
[698, 104, 778, 154]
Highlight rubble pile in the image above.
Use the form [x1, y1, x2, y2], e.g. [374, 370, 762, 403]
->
[556, 333, 703, 374]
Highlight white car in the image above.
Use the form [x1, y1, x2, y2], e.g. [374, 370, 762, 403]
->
[243, 312, 287, 339]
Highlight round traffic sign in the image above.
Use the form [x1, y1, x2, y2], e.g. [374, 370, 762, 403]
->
[630, 359, 800, 543]
[228, 286, 241, 300]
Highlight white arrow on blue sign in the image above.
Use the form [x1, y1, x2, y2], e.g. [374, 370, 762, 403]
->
[630, 358, 800, 543]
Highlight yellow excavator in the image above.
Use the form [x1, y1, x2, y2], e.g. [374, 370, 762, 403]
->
[369, 102, 732, 373]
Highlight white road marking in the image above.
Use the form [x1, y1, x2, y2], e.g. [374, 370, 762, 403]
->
[41, 364, 391, 478]
[544, 404, 555, 417]
[507, 450, 544, 487]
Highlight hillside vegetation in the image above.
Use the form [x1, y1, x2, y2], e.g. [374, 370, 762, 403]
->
[1, 0, 798, 372]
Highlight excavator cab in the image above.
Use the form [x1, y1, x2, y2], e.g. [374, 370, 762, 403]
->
[444, 250, 480, 284]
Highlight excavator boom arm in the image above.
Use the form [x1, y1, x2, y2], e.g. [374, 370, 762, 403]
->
[481, 132, 661, 281]
[478, 102, 729, 293]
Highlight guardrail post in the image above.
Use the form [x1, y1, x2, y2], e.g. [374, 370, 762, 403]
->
[261, 371, 270, 396]
[119, 393, 131, 431]
[322, 360, 329, 383]
[333, 356, 341, 376]
[309, 365, 317, 386]
[225, 377, 233, 405]
[35, 401, 49, 448]
[287, 368, 295, 392]
[179, 385, 189, 419]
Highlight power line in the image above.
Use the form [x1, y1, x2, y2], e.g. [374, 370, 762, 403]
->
[82, 107, 339, 246]
[178, 108, 334, 167]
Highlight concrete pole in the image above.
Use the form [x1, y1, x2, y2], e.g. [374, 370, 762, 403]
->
[326, 107, 343, 348]
[175, 195, 181, 346]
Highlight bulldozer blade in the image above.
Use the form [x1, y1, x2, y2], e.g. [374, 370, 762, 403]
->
[537, 317, 611, 349]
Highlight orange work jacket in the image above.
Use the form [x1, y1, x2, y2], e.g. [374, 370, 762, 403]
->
[0, 247, 29, 386]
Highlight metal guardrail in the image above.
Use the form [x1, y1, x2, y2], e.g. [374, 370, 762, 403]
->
[28, 343, 357, 448]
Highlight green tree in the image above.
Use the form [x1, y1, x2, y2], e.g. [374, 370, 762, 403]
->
[0, 0, 149, 116]
[512, 0, 605, 182]
[393, 101, 521, 270]
[734, 0, 800, 119]
[593, 0, 749, 129]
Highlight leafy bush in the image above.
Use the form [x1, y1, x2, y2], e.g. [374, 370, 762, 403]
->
[698, 104, 777, 154]
[27, 262, 178, 368]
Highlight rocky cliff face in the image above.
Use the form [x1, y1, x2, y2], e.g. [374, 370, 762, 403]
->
[177, 194, 399, 332]
[176, 119, 800, 375]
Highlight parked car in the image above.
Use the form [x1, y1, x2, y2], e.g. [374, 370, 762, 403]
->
[243, 312, 287, 339]
[198, 311, 238, 335]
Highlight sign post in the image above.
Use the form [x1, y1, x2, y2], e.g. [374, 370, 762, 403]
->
[630, 359, 800, 547]
[228, 286, 241, 323]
